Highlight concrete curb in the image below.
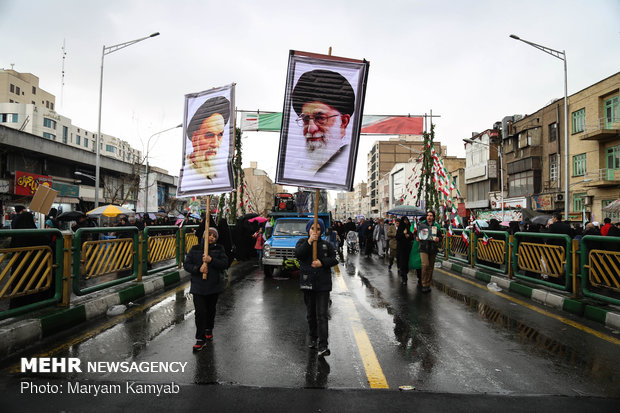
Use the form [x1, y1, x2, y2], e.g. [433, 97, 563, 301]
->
[0, 269, 189, 360]
[440, 260, 620, 331]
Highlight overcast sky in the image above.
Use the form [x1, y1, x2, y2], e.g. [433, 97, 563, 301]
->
[3, 0, 620, 188]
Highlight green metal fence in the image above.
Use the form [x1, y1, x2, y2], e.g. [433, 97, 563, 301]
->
[512, 232, 573, 291]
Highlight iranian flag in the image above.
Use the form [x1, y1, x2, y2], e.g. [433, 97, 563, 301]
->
[410, 219, 418, 235]
[461, 231, 470, 246]
[482, 233, 493, 246]
[473, 221, 482, 236]
[447, 226, 454, 237]
[240, 112, 283, 131]
[453, 215, 463, 228]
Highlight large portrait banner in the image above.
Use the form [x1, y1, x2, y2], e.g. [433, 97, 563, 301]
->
[276, 51, 369, 191]
[177, 84, 235, 197]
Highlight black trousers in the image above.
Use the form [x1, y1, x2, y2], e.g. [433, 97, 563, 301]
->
[193, 293, 219, 339]
[304, 290, 330, 349]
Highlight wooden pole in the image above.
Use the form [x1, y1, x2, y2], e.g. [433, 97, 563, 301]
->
[203, 196, 210, 279]
[313, 188, 319, 260]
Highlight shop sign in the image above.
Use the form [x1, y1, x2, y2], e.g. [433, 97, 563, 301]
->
[14, 171, 53, 196]
[531, 194, 553, 210]
[52, 182, 79, 197]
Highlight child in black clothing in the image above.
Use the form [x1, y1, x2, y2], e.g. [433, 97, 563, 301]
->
[183, 225, 228, 351]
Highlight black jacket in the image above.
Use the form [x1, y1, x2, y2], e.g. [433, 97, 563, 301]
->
[295, 238, 338, 292]
[184, 242, 228, 296]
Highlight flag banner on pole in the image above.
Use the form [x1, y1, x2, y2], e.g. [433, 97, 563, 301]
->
[177, 84, 235, 197]
[461, 231, 470, 246]
[473, 221, 482, 236]
[275, 50, 370, 191]
[239, 111, 283, 131]
[482, 233, 493, 246]
[238, 112, 422, 135]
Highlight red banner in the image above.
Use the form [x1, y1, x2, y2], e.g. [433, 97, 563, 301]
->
[14, 171, 53, 196]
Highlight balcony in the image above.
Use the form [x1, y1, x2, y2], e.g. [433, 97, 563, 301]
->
[584, 168, 620, 188]
[580, 117, 620, 141]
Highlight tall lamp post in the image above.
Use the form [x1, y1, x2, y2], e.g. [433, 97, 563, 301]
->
[463, 138, 504, 221]
[510, 34, 568, 221]
[144, 124, 182, 215]
[95, 32, 160, 208]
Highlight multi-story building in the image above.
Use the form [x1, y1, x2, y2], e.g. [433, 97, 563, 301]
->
[0, 69, 141, 164]
[0, 68, 178, 216]
[566, 71, 619, 221]
[387, 153, 465, 215]
[464, 128, 505, 219]
[242, 161, 279, 216]
[505, 71, 620, 222]
[333, 192, 347, 221]
[367, 137, 441, 216]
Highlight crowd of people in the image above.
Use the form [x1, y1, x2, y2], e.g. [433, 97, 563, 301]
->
[327, 213, 444, 292]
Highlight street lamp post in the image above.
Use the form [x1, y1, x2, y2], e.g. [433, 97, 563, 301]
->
[144, 124, 182, 215]
[463, 138, 504, 221]
[510, 34, 568, 221]
[95, 32, 160, 208]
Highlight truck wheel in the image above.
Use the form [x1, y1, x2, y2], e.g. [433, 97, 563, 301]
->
[263, 265, 274, 277]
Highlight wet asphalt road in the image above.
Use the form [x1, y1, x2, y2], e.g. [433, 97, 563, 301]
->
[2, 253, 620, 411]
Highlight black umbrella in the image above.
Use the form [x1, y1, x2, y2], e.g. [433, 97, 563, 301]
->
[531, 215, 552, 225]
[56, 211, 86, 221]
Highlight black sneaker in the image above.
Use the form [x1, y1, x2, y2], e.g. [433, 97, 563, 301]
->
[205, 330, 213, 340]
[308, 340, 318, 350]
[318, 348, 331, 357]
[193, 340, 206, 352]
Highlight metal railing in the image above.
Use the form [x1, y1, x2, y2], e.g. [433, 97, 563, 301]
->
[142, 226, 180, 276]
[0, 225, 198, 320]
[474, 230, 510, 275]
[579, 235, 620, 305]
[582, 116, 620, 134]
[73, 227, 140, 295]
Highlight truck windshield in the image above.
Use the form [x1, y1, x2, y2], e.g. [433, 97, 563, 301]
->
[273, 220, 308, 236]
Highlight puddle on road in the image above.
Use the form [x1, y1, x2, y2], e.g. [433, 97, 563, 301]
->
[345, 259, 618, 384]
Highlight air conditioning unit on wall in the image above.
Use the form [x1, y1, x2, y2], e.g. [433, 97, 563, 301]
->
[554, 193, 564, 202]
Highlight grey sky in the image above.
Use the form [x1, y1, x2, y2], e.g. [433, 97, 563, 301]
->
[2, 0, 619, 185]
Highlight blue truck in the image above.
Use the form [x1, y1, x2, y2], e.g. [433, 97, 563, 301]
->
[262, 211, 332, 277]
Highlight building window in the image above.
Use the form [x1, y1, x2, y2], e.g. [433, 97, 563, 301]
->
[42, 132, 56, 140]
[549, 154, 557, 182]
[572, 108, 585, 133]
[605, 96, 619, 129]
[62, 126, 68, 144]
[43, 117, 57, 129]
[50, 102, 54, 111]
[607, 145, 620, 170]
[509, 170, 540, 197]
[573, 153, 586, 176]
[32, 86, 36, 94]
[573, 193, 585, 212]
[31, 101, 35, 105]
[16, 86, 21, 95]
[76, 135, 81, 145]
[549, 122, 557, 142]
[84, 138, 89, 148]
[0, 113, 18, 123]
[106, 144, 115, 153]
[10, 84, 14, 93]
[46, 101, 49, 109]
